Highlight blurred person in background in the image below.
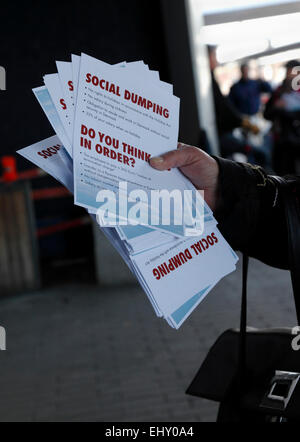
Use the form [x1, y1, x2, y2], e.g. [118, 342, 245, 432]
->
[229, 63, 272, 116]
[207, 46, 266, 166]
[264, 60, 300, 175]
[229, 63, 273, 169]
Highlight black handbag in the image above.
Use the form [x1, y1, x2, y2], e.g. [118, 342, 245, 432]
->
[186, 176, 300, 422]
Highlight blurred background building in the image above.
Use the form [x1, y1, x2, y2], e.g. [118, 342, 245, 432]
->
[186, 0, 300, 173]
[0, 0, 299, 422]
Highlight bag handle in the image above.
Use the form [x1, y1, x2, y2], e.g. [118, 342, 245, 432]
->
[238, 254, 249, 393]
[270, 176, 300, 323]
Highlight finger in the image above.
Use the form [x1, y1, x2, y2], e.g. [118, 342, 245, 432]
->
[150, 144, 202, 171]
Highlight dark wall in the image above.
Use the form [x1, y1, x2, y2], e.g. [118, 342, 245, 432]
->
[0, 0, 172, 282]
[0, 0, 169, 162]
[161, 0, 201, 147]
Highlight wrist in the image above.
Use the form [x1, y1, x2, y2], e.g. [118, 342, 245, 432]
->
[212, 157, 265, 218]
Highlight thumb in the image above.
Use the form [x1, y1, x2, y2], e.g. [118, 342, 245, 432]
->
[150, 144, 206, 171]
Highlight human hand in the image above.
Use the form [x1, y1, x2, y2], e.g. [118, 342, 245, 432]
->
[242, 118, 260, 135]
[249, 124, 260, 135]
[149, 143, 219, 211]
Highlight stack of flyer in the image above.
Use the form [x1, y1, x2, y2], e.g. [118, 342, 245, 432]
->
[18, 53, 238, 329]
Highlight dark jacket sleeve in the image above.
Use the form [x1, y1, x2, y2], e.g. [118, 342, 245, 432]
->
[213, 157, 300, 270]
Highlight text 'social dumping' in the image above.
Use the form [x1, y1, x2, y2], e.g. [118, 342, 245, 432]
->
[152, 232, 219, 280]
[86, 74, 170, 118]
[37, 144, 62, 159]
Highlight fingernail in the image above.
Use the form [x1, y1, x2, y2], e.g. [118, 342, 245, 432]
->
[151, 156, 164, 163]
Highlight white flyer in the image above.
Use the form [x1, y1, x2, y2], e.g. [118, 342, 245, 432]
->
[17, 135, 74, 192]
[43, 73, 73, 147]
[56, 61, 75, 133]
[32, 86, 72, 157]
[73, 53, 207, 235]
[131, 228, 237, 317]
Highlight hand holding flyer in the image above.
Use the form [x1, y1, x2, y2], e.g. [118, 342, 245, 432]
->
[73, 54, 205, 235]
[18, 52, 238, 329]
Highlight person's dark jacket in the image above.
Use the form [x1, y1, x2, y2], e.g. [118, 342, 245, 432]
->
[264, 84, 300, 175]
[264, 83, 300, 124]
[214, 157, 300, 270]
[212, 76, 242, 135]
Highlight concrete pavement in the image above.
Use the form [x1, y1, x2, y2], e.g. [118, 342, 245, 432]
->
[0, 255, 295, 422]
